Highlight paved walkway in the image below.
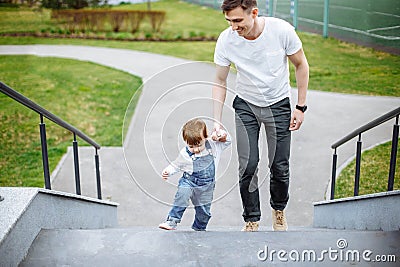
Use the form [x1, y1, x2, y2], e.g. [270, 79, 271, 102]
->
[1, 45, 399, 228]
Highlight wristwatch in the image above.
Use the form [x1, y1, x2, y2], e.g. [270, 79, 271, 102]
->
[295, 104, 308, 113]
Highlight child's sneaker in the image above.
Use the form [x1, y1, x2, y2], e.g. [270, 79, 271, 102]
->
[272, 209, 288, 231]
[158, 220, 177, 230]
[241, 221, 259, 232]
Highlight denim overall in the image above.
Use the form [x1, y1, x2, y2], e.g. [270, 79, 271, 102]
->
[168, 140, 216, 230]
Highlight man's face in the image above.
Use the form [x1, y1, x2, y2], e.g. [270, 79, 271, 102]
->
[224, 6, 258, 37]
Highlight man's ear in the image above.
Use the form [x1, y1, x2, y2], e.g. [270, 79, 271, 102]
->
[251, 8, 259, 18]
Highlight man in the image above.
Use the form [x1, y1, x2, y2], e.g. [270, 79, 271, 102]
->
[212, 0, 309, 231]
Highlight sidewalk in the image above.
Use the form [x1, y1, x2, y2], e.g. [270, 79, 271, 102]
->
[1, 45, 399, 228]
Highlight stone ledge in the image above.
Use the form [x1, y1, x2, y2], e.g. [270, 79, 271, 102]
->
[315, 190, 400, 205]
[0, 187, 118, 266]
[313, 190, 400, 231]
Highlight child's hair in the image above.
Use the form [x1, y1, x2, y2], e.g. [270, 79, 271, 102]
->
[182, 118, 208, 146]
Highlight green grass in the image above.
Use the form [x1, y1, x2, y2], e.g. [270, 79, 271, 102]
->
[0, 34, 399, 97]
[0, 35, 216, 60]
[0, 1, 399, 96]
[0, 56, 142, 186]
[112, 0, 227, 39]
[335, 140, 400, 198]
[298, 33, 400, 97]
[0, 0, 228, 39]
[0, 6, 54, 33]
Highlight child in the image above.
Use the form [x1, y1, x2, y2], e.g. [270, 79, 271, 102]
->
[159, 118, 231, 231]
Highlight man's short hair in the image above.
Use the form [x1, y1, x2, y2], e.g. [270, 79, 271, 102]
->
[221, 0, 258, 13]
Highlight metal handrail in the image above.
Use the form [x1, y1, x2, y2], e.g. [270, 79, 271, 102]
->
[0, 82, 100, 149]
[330, 106, 400, 200]
[332, 107, 400, 149]
[0, 81, 102, 199]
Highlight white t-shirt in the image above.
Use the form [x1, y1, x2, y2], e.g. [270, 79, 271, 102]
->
[214, 17, 302, 107]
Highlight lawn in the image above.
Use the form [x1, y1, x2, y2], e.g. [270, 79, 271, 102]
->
[335, 140, 399, 198]
[1, 1, 399, 97]
[0, 55, 141, 186]
[112, 0, 227, 39]
[0, 5, 53, 34]
[0, 0, 228, 39]
[0, 0, 399, 196]
[1, 34, 399, 97]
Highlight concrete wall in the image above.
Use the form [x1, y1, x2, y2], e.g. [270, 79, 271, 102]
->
[0, 187, 118, 267]
[313, 190, 400, 231]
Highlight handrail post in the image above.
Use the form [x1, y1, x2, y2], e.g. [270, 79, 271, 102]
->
[354, 134, 362, 196]
[73, 133, 81, 195]
[388, 115, 399, 191]
[330, 148, 337, 200]
[39, 114, 51, 190]
[95, 148, 102, 200]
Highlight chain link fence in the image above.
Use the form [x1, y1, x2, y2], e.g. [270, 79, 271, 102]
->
[184, 0, 400, 54]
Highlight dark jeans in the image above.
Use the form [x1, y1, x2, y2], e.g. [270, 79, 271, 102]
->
[233, 96, 291, 222]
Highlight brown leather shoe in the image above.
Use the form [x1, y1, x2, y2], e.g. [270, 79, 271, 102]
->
[241, 221, 259, 232]
[272, 209, 288, 231]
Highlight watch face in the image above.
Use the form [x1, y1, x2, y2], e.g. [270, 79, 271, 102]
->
[296, 105, 307, 112]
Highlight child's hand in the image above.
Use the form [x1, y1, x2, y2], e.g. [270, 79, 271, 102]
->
[162, 170, 169, 180]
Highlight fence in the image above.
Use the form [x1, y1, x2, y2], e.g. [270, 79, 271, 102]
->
[185, 0, 400, 54]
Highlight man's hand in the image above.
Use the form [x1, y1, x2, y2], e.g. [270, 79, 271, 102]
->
[212, 122, 221, 141]
[212, 123, 227, 142]
[289, 109, 305, 131]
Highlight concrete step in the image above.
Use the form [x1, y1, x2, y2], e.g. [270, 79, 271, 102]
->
[0, 187, 118, 267]
[313, 190, 400, 231]
[21, 227, 399, 266]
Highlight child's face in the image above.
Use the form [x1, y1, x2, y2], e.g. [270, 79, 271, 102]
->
[187, 137, 206, 154]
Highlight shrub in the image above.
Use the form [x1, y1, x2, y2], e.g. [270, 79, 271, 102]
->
[51, 10, 166, 33]
[147, 11, 165, 32]
[109, 10, 127, 32]
[127, 11, 145, 33]
[42, 0, 106, 10]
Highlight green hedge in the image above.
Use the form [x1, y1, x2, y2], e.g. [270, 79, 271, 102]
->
[51, 10, 166, 33]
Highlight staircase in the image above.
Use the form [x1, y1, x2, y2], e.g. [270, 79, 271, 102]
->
[1, 186, 399, 266]
[18, 227, 400, 266]
[1, 46, 399, 266]
[0, 187, 118, 267]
